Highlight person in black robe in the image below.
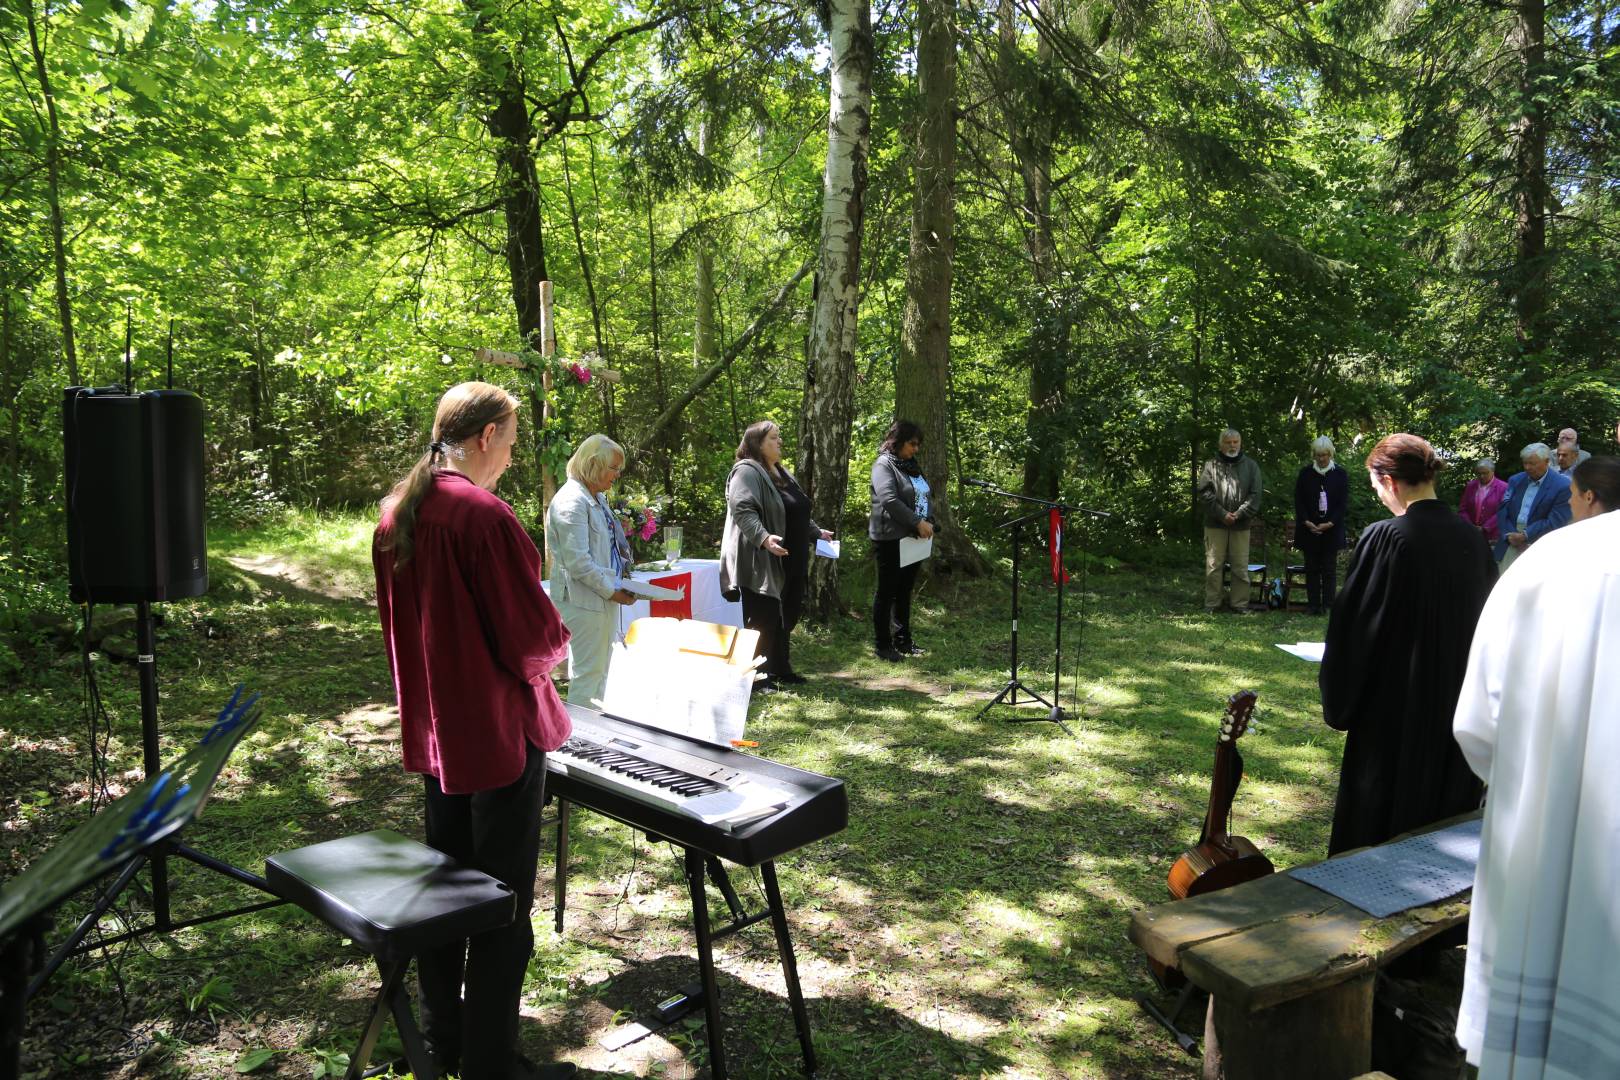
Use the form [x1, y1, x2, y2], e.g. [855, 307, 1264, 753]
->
[1319, 433, 1496, 855]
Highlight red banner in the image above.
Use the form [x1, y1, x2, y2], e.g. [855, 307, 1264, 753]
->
[648, 572, 693, 620]
[1049, 508, 1071, 584]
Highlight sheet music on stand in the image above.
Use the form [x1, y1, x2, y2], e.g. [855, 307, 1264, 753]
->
[598, 641, 755, 747]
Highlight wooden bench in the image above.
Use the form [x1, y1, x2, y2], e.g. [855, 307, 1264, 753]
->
[1128, 814, 1476, 1080]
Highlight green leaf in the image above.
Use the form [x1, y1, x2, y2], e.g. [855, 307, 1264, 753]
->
[234, 1048, 277, 1073]
[125, 69, 165, 102]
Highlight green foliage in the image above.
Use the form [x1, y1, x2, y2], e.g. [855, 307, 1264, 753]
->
[0, 0, 1615, 611]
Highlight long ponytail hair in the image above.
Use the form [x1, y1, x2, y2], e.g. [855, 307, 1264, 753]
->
[378, 381, 519, 570]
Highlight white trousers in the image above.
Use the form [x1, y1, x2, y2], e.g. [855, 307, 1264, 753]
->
[554, 597, 617, 708]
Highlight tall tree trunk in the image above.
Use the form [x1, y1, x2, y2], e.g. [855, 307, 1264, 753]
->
[587, 137, 619, 437]
[561, 135, 617, 443]
[691, 102, 722, 463]
[466, 1, 550, 458]
[694, 104, 720, 373]
[249, 309, 270, 488]
[2, 299, 18, 544]
[1511, 0, 1548, 357]
[897, 0, 987, 576]
[25, 0, 77, 385]
[646, 197, 675, 495]
[996, 0, 1063, 500]
[561, 135, 607, 363]
[802, 0, 875, 620]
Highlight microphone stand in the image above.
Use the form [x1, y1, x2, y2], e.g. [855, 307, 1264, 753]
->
[967, 481, 1110, 732]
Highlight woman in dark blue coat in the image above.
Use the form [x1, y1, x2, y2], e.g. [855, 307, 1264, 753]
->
[1293, 435, 1349, 615]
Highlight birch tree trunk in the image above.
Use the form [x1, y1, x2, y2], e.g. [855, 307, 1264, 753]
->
[802, 0, 874, 619]
[897, 0, 988, 576]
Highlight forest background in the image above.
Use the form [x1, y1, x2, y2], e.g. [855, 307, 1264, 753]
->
[3, 0, 1618, 661]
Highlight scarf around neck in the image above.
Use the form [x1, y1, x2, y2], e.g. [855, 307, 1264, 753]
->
[886, 449, 923, 477]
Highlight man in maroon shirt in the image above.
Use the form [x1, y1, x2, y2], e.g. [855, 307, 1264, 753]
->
[373, 382, 576, 1080]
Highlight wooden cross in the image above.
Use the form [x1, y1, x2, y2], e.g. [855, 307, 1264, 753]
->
[474, 281, 621, 513]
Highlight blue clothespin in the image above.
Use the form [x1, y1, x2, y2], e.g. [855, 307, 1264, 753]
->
[201, 684, 261, 746]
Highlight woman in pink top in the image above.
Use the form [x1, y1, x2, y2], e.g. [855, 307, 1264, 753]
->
[1458, 459, 1509, 544]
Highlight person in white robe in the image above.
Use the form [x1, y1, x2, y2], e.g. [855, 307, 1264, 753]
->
[1451, 506, 1620, 1080]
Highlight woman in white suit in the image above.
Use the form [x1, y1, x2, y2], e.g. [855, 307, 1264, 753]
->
[544, 434, 635, 707]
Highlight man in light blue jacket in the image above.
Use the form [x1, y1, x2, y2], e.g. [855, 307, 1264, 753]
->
[544, 434, 636, 706]
[1495, 442, 1572, 570]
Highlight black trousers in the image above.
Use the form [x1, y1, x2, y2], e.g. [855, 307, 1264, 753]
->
[419, 742, 548, 1080]
[781, 572, 806, 635]
[872, 538, 922, 648]
[1303, 543, 1338, 611]
[742, 589, 788, 676]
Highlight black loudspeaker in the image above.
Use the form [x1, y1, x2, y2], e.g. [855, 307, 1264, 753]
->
[63, 388, 208, 604]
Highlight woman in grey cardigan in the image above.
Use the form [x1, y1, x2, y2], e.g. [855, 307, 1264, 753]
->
[719, 421, 831, 687]
[869, 419, 934, 661]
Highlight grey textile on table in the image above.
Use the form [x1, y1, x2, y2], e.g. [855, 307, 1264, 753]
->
[1289, 817, 1482, 918]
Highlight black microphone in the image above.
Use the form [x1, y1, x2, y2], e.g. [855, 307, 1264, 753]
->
[961, 478, 995, 489]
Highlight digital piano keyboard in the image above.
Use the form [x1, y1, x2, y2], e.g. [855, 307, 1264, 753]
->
[545, 704, 848, 867]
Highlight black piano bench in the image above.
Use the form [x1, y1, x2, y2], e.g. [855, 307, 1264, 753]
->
[265, 829, 517, 1080]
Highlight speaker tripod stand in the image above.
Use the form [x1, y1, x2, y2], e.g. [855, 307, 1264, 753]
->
[50, 607, 283, 968]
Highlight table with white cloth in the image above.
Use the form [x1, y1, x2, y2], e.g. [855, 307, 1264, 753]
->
[543, 557, 741, 641]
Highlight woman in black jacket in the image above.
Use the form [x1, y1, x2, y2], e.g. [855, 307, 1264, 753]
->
[868, 420, 934, 661]
[1293, 435, 1349, 615]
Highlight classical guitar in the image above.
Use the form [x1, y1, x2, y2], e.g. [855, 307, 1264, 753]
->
[1167, 689, 1275, 899]
[1143, 691, 1276, 1024]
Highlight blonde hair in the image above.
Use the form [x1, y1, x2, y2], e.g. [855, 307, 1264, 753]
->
[566, 433, 624, 488]
[378, 381, 519, 570]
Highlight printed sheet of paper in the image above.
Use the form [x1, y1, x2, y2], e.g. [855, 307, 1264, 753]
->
[618, 577, 685, 602]
[898, 536, 933, 567]
[1274, 641, 1326, 663]
[1290, 817, 1482, 917]
[815, 538, 841, 559]
[599, 643, 754, 746]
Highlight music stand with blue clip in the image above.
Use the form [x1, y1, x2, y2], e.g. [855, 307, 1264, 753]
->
[0, 688, 266, 1080]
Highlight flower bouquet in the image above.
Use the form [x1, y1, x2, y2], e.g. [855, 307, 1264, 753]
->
[609, 488, 671, 562]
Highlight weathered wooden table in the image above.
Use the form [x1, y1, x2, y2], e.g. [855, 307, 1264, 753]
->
[1128, 814, 1477, 1080]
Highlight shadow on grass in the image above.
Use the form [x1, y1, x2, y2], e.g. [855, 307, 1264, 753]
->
[541, 950, 1014, 1080]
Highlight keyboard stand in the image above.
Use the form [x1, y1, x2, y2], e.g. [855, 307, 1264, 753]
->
[550, 798, 820, 1079]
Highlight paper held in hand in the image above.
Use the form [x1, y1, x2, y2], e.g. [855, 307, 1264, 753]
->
[898, 536, 933, 567]
[1274, 641, 1326, 663]
[617, 578, 685, 601]
[815, 538, 841, 559]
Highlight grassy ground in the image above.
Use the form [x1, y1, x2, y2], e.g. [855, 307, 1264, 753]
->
[0, 510, 1345, 1079]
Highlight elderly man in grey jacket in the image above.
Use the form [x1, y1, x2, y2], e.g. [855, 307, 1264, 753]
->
[1197, 428, 1263, 613]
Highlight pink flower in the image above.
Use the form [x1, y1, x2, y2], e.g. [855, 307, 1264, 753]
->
[639, 509, 658, 541]
[568, 363, 592, 385]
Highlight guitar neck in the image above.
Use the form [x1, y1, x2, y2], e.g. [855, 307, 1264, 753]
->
[1201, 743, 1238, 847]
